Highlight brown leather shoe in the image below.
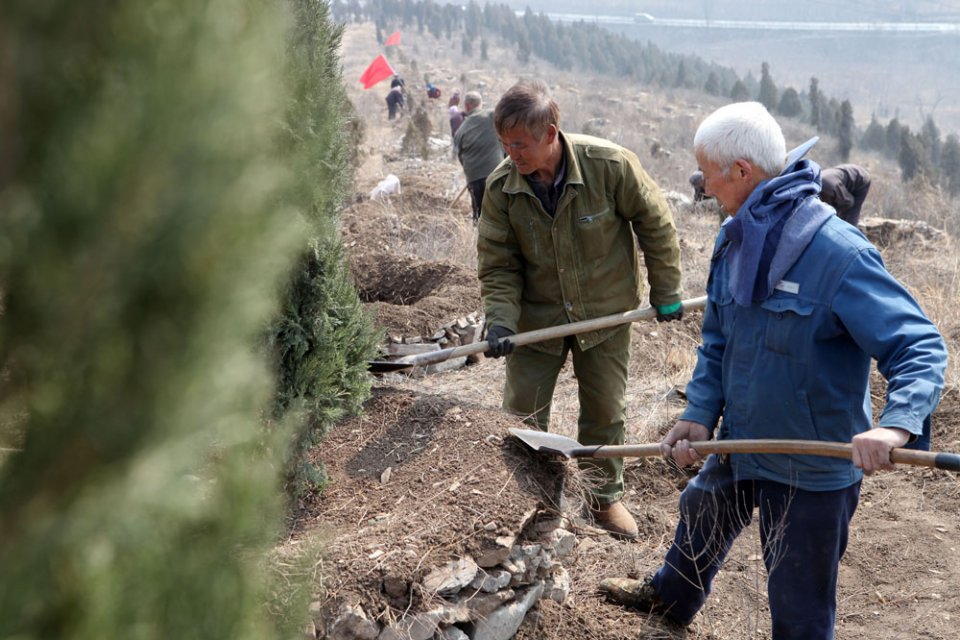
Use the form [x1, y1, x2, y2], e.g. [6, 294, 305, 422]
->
[590, 500, 639, 540]
[599, 576, 684, 628]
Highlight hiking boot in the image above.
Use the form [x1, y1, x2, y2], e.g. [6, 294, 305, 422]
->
[590, 500, 639, 540]
[599, 575, 685, 628]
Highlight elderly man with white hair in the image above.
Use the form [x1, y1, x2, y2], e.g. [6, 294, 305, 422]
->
[600, 102, 946, 639]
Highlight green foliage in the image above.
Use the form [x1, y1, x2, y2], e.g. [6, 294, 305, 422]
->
[861, 115, 887, 152]
[704, 71, 721, 96]
[268, 0, 379, 497]
[940, 135, 960, 196]
[809, 77, 821, 129]
[838, 100, 855, 162]
[886, 118, 904, 157]
[730, 79, 751, 102]
[777, 87, 803, 118]
[900, 129, 929, 182]
[758, 62, 778, 112]
[0, 0, 312, 637]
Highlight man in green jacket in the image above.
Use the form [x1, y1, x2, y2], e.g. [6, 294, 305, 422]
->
[478, 80, 683, 539]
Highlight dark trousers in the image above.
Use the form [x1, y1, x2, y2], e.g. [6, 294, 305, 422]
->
[652, 455, 860, 639]
[467, 178, 487, 222]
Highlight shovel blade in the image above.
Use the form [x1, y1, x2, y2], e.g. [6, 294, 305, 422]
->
[368, 360, 414, 374]
[509, 428, 583, 458]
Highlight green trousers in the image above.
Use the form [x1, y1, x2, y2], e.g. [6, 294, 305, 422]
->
[503, 324, 630, 504]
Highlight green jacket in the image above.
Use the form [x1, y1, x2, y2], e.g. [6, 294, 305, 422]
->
[477, 132, 682, 355]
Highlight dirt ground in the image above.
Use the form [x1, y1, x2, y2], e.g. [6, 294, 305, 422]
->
[290, 23, 960, 640]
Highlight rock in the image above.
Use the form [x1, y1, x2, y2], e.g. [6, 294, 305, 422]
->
[476, 535, 514, 568]
[470, 568, 512, 593]
[455, 588, 515, 618]
[541, 528, 576, 558]
[440, 627, 470, 640]
[544, 566, 571, 603]
[328, 604, 380, 640]
[379, 605, 470, 640]
[469, 582, 545, 640]
[423, 556, 479, 595]
[860, 217, 948, 248]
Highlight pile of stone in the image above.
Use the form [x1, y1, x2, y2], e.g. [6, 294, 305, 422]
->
[318, 509, 575, 640]
[379, 312, 485, 374]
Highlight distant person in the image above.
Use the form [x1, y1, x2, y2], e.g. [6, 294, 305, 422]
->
[390, 74, 405, 91]
[820, 164, 871, 226]
[600, 101, 946, 638]
[385, 85, 404, 120]
[688, 170, 707, 202]
[453, 91, 504, 223]
[449, 105, 465, 137]
[448, 89, 461, 108]
[477, 80, 684, 541]
[426, 82, 442, 100]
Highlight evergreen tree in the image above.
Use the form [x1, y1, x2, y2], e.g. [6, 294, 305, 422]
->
[940, 134, 960, 196]
[809, 77, 821, 129]
[704, 71, 721, 96]
[921, 115, 942, 168]
[861, 115, 887, 152]
[777, 87, 803, 118]
[886, 118, 904, 158]
[269, 0, 378, 497]
[838, 100, 855, 162]
[758, 62, 778, 111]
[0, 1, 346, 637]
[900, 129, 926, 182]
[675, 60, 688, 88]
[481, 37, 489, 61]
[730, 79, 750, 101]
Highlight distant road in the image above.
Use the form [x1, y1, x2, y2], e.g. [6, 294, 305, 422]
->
[540, 12, 960, 33]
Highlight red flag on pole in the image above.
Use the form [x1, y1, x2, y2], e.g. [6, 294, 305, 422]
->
[385, 31, 401, 47]
[359, 54, 395, 90]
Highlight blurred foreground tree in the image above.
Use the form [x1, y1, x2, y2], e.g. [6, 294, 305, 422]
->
[0, 0, 372, 637]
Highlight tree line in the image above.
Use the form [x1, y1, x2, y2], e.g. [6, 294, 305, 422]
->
[334, 0, 960, 194]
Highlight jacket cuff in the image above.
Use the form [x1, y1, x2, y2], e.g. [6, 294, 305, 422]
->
[877, 408, 926, 437]
[679, 405, 720, 434]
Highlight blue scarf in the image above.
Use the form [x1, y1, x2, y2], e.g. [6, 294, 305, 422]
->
[724, 159, 835, 305]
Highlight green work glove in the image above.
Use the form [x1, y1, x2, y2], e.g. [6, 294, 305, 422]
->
[655, 301, 683, 323]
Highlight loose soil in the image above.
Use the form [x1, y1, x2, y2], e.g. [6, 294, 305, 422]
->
[289, 23, 960, 640]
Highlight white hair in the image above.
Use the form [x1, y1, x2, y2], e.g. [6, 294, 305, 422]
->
[693, 102, 786, 176]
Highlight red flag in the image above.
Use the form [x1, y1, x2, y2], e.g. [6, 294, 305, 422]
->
[359, 54, 394, 90]
[385, 31, 401, 47]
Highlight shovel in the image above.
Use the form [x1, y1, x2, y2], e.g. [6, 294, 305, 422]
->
[509, 428, 960, 472]
[368, 295, 708, 373]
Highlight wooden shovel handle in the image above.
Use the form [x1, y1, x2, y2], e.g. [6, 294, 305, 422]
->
[395, 295, 709, 368]
[584, 439, 960, 472]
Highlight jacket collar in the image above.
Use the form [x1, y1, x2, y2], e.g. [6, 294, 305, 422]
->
[502, 131, 584, 196]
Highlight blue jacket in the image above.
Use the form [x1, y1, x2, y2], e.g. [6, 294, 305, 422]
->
[682, 214, 947, 491]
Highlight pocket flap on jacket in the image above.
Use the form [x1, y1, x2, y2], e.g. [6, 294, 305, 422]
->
[759, 296, 815, 316]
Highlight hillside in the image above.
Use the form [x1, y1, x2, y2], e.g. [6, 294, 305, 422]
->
[287, 21, 960, 640]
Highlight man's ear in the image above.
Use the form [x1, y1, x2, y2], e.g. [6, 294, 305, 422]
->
[543, 124, 559, 144]
[733, 158, 754, 181]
